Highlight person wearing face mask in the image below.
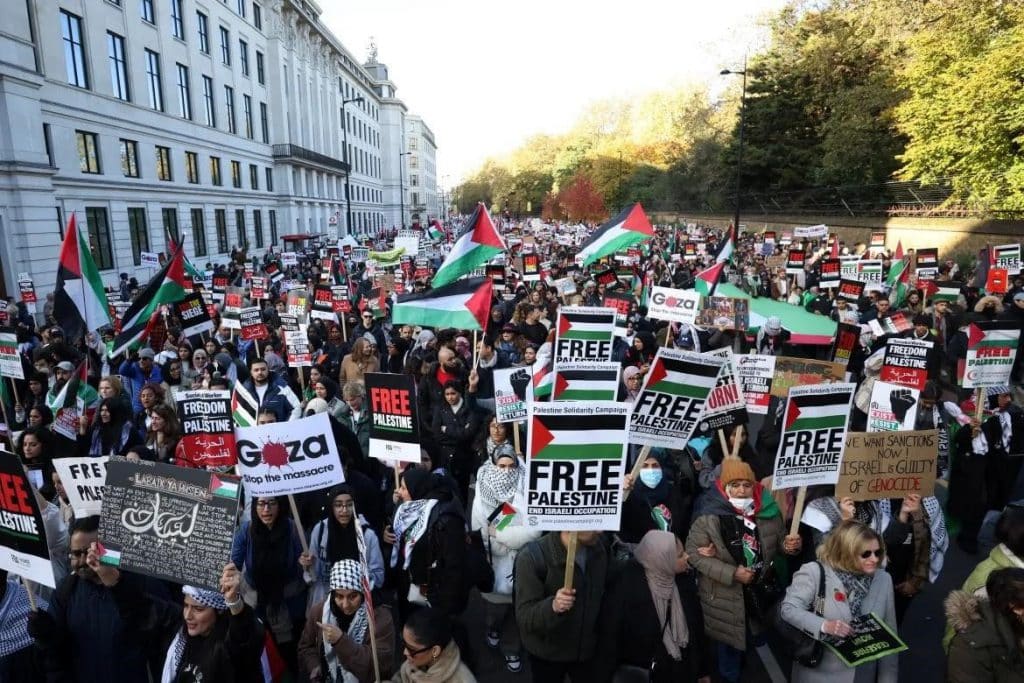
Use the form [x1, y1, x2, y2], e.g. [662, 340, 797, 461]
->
[620, 451, 691, 545]
[781, 521, 897, 683]
[686, 459, 801, 683]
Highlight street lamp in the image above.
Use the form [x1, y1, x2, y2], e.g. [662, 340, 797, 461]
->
[721, 57, 748, 236]
[398, 151, 412, 229]
[341, 95, 364, 236]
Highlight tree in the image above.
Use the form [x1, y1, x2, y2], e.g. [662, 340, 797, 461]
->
[558, 173, 606, 222]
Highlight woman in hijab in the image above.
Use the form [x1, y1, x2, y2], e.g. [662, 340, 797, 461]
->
[231, 495, 307, 670]
[622, 331, 657, 371]
[298, 559, 396, 683]
[431, 379, 482, 505]
[621, 450, 690, 544]
[474, 415, 513, 466]
[470, 443, 540, 673]
[598, 530, 708, 682]
[301, 485, 385, 608]
[409, 329, 438, 366]
[78, 397, 144, 456]
[619, 366, 643, 403]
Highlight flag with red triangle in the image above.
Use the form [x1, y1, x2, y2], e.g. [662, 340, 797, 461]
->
[431, 203, 505, 288]
[694, 261, 725, 297]
[577, 203, 654, 267]
[111, 244, 189, 357]
[391, 277, 493, 330]
[54, 213, 112, 341]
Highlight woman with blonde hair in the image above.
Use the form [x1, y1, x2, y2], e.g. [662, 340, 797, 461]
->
[780, 520, 898, 683]
[340, 337, 380, 385]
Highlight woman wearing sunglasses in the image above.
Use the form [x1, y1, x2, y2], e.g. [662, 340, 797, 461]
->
[781, 520, 898, 683]
[392, 607, 476, 682]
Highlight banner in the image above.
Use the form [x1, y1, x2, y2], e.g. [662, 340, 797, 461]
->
[239, 307, 268, 342]
[735, 354, 776, 415]
[794, 224, 828, 239]
[915, 248, 938, 280]
[176, 293, 215, 339]
[772, 383, 856, 490]
[553, 307, 615, 365]
[0, 328, 24, 379]
[994, 244, 1021, 275]
[881, 337, 933, 390]
[628, 348, 723, 448]
[698, 348, 748, 432]
[526, 402, 629, 531]
[697, 297, 750, 331]
[824, 613, 908, 667]
[830, 323, 861, 368]
[0, 449, 56, 587]
[867, 381, 920, 432]
[836, 430, 938, 501]
[494, 367, 533, 424]
[961, 324, 1021, 388]
[52, 457, 108, 518]
[819, 259, 841, 288]
[786, 249, 806, 275]
[234, 413, 344, 495]
[98, 459, 240, 590]
[771, 357, 846, 398]
[221, 287, 244, 330]
[177, 390, 236, 467]
[366, 373, 420, 463]
[552, 362, 621, 401]
[648, 286, 700, 325]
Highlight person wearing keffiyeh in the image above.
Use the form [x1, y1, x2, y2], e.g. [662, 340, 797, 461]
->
[297, 560, 396, 683]
[0, 571, 45, 683]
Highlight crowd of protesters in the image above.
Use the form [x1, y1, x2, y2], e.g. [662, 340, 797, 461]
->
[3, 214, 1024, 683]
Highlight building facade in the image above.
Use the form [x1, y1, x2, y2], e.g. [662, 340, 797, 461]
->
[0, 0, 436, 298]
[404, 114, 436, 226]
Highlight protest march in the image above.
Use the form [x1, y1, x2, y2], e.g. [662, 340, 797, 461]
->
[4, 199, 1024, 683]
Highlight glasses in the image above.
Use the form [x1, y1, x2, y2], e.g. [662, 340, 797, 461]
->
[401, 640, 432, 657]
[68, 549, 89, 558]
[860, 549, 883, 559]
[333, 501, 355, 510]
[255, 500, 279, 509]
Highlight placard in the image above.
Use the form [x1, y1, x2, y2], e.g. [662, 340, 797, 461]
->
[697, 297, 750, 331]
[881, 337, 932, 390]
[824, 613, 908, 667]
[286, 290, 309, 320]
[830, 323, 861, 369]
[819, 259, 841, 288]
[648, 286, 700, 325]
[870, 232, 886, 249]
[221, 288, 244, 330]
[285, 330, 311, 367]
[628, 348, 723, 448]
[786, 249, 806, 275]
[857, 260, 884, 287]
[773, 383, 856, 490]
[366, 373, 421, 463]
[18, 275, 36, 314]
[836, 430, 938, 501]
[0, 449, 56, 587]
[234, 413, 344, 495]
[140, 251, 160, 268]
[494, 367, 533, 424]
[176, 293, 215, 339]
[177, 390, 236, 467]
[311, 284, 338, 322]
[52, 457, 108, 518]
[698, 348, 748, 431]
[840, 256, 860, 281]
[794, 224, 827, 239]
[239, 307, 268, 341]
[211, 274, 229, 304]
[552, 362, 621, 402]
[961, 323, 1021, 388]
[553, 306, 615, 365]
[551, 277, 577, 297]
[522, 253, 540, 282]
[915, 248, 938, 280]
[867, 381, 920, 432]
[331, 285, 351, 314]
[601, 292, 632, 337]
[837, 279, 865, 304]
[868, 313, 912, 338]
[98, 459, 240, 590]
[735, 354, 776, 415]
[250, 276, 267, 300]
[281, 252, 298, 267]
[771, 357, 846, 398]
[0, 328, 24, 380]
[526, 402, 629, 532]
[994, 244, 1021, 275]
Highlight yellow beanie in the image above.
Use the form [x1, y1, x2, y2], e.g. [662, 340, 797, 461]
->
[720, 458, 756, 485]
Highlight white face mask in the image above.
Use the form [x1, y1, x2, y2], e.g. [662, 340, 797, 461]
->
[729, 497, 754, 513]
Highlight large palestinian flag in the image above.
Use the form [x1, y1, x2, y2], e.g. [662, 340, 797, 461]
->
[110, 246, 189, 357]
[576, 203, 654, 267]
[431, 203, 505, 288]
[553, 363, 620, 401]
[694, 261, 725, 297]
[529, 409, 627, 461]
[54, 213, 111, 340]
[231, 382, 259, 427]
[391, 277, 492, 330]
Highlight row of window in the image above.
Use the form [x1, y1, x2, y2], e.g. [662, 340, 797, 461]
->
[78, 205, 277, 271]
[73, 129, 274, 192]
[136, 0, 263, 36]
[347, 142, 380, 179]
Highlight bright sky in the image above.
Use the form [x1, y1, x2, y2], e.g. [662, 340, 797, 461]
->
[320, 0, 788, 187]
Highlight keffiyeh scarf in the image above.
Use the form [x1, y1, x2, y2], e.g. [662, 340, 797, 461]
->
[476, 460, 524, 511]
[0, 579, 40, 658]
[322, 560, 370, 683]
[833, 569, 873, 617]
[161, 586, 227, 683]
[390, 499, 437, 571]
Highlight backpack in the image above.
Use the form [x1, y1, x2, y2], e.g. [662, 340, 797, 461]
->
[427, 501, 494, 595]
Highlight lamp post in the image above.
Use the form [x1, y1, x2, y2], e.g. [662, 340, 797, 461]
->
[341, 96, 363, 236]
[721, 57, 748, 235]
[398, 151, 411, 229]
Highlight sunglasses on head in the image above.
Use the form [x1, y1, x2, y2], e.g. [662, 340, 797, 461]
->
[860, 549, 883, 559]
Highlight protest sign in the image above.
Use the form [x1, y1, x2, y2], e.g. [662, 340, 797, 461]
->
[221, 288, 244, 330]
[526, 402, 629, 531]
[824, 613, 908, 667]
[98, 459, 240, 590]
[961, 323, 1021, 388]
[593, 268, 618, 289]
[786, 249, 806, 275]
[838, 430, 938, 501]
[699, 348, 748, 432]
[629, 348, 723, 448]
[311, 284, 338, 322]
[18, 274, 36, 314]
[234, 413, 343, 495]
[735, 354, 775, 415]
[780, 231, 793, 245]
[772, 383, 856, 490]
[830, 323, 861, 369]
[601, 292, 632, 337]
[265, 263, 284, 284]
[52, 457, 108, 518]
[286, 290, 309, 320]
[552, 277, 577, 297]
[870, 231, 886, 250]
[140, 251, 160, 268]
[239, 307, 268, 342]
[794, 224, 828, 239]
[486, 264, 506, 291]
[0, 328, 24, 380]
[0, 449, 56, 587]
[868, 313, 912, 338]
[366, 373, 420, 463]
[211, 274, 228, 304]
[819, 259, 841, 288]
[177, 390, 236, 467]
[494, 367, 533, 424]
[881, 337, 932, 390]
[552, 362, 621, 401]
[281, 252, 298, 267]
[857, 260, 884, 289]
[771, 357, 846, 398]
[987, 267, 1009, 295]
[250, 276, 267, 300]
[176, 293, 214, 339]
[285, 330, 311, 367]
[867, 381, 920, 432]
[553, 307, 615, 365]
[915, 248, 938, 280]
[647, 286, 700, 325]
[522, 253, 540, 281]
[840, 256, 860, 281]
[697, 297, 749, 331]
[394, 233, 420, 257]
[994, 244, 1021, 275]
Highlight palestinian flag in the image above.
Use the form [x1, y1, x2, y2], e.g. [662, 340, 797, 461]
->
[96, 541, 121, 568]
[427, 221, 445, 242]
[231, 382, 258, 427]
[926, 281, 962, 303]
[266, 263, 284, 284]
[488, 502, 518, 531]
[783, 390, 851, 432]
[533, 364, 553, 400]
[54, 213, 112, 341]
[46, 359, 98, 412]
[209, 474, 240, 500]
[529, 411, 627, 461]
[111, 246, 189, 357]
[556, 308, 616, 342]
[392, 277, 493, 330]
[641, 354, 721, 399]
[694, 261, 725, 297]
[577, 203, 654, 267]
[714, 223, 735, 264]
[432, 204, 506, 288]
[553, 364, 620, 401]
[967, 324, 1019, 352]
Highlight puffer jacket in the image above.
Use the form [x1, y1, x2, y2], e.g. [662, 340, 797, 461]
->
[943, 544, 1024, 650]
[946, 591, 1024, 683]
[685, 483, 785, 651]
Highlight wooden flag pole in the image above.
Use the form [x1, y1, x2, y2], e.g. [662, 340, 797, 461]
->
[623, 444, 652, 502]
[563, 531, 578, 590]
[287, 495, 310, 554]
[512, 424, 522, 456]
[472, 330, 480, 370]
[341, 314, 348, 343]
[731, 425, 744, 460]
[9, 378, 20, 405]
[394, 462, 402, 491]
[718, 429, 731, 460]
[973, 387, 986, 436]
[789, 486, 808, 537]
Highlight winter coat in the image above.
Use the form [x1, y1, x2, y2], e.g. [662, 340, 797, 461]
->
[336, 401, 371, 459]
[685, 485, 786, 651]
[231, 518, 307, 621]
[943, 544, 1024, 650]
[431, 399, 482, 471]
[469, 469, 541, 602]
[340, 340, 380, 384]
[241, 375, 301, 422]
[781, 561, 898, 683]
[946, 591, 1024, 683]
[387, 641, 476, 683]
[297, 601, 395, 683]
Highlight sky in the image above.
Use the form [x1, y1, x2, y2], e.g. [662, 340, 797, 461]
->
[320, 0, 789, 187]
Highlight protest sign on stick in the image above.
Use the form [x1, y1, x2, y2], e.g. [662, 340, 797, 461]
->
[234, 413, 344, 496]
[494, 367, 532, 424]
[0, 328, 24, 380]
[628, 348, 723, 448]
[176, 293, 214, 339]
[52, 457, 108, 518]
[177, 390, 236, 467]
[698, 349, 748, 432]
[773, 383, 856, 491]
[0, 449, 56, 587]
[552, 362, 620, 402]
[960, 322, 1020, 388]
[553, 307, 615, 365]
[735, 354, 775, 415]
[366, 373, 421, 463]
[647, 286, 700, 325]
[836, 430, 938, 501]
[771, 357, 845, 398]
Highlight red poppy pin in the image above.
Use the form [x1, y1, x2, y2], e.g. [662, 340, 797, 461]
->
[834, 590, 846, 602]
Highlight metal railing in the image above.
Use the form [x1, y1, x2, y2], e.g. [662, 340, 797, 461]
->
[271, 144, 350, 174]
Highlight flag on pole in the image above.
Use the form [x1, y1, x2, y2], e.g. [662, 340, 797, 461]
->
[392, 277, 493, 330]
[694, 261, 725, 297]
[45, 359, 98, 413]
[714, 223, 735, 265]
[577, 203, 654, 267]
[54, 213, 112, 340]
[430, 204, 505, 288]
[110, 245, 189, 357]
[231, 383, 258, 427]
[533, 364, 553, 400]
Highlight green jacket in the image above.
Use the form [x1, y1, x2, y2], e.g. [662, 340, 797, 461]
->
[943, 544, 1024, 650]
[946, 590, 1024, 683]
